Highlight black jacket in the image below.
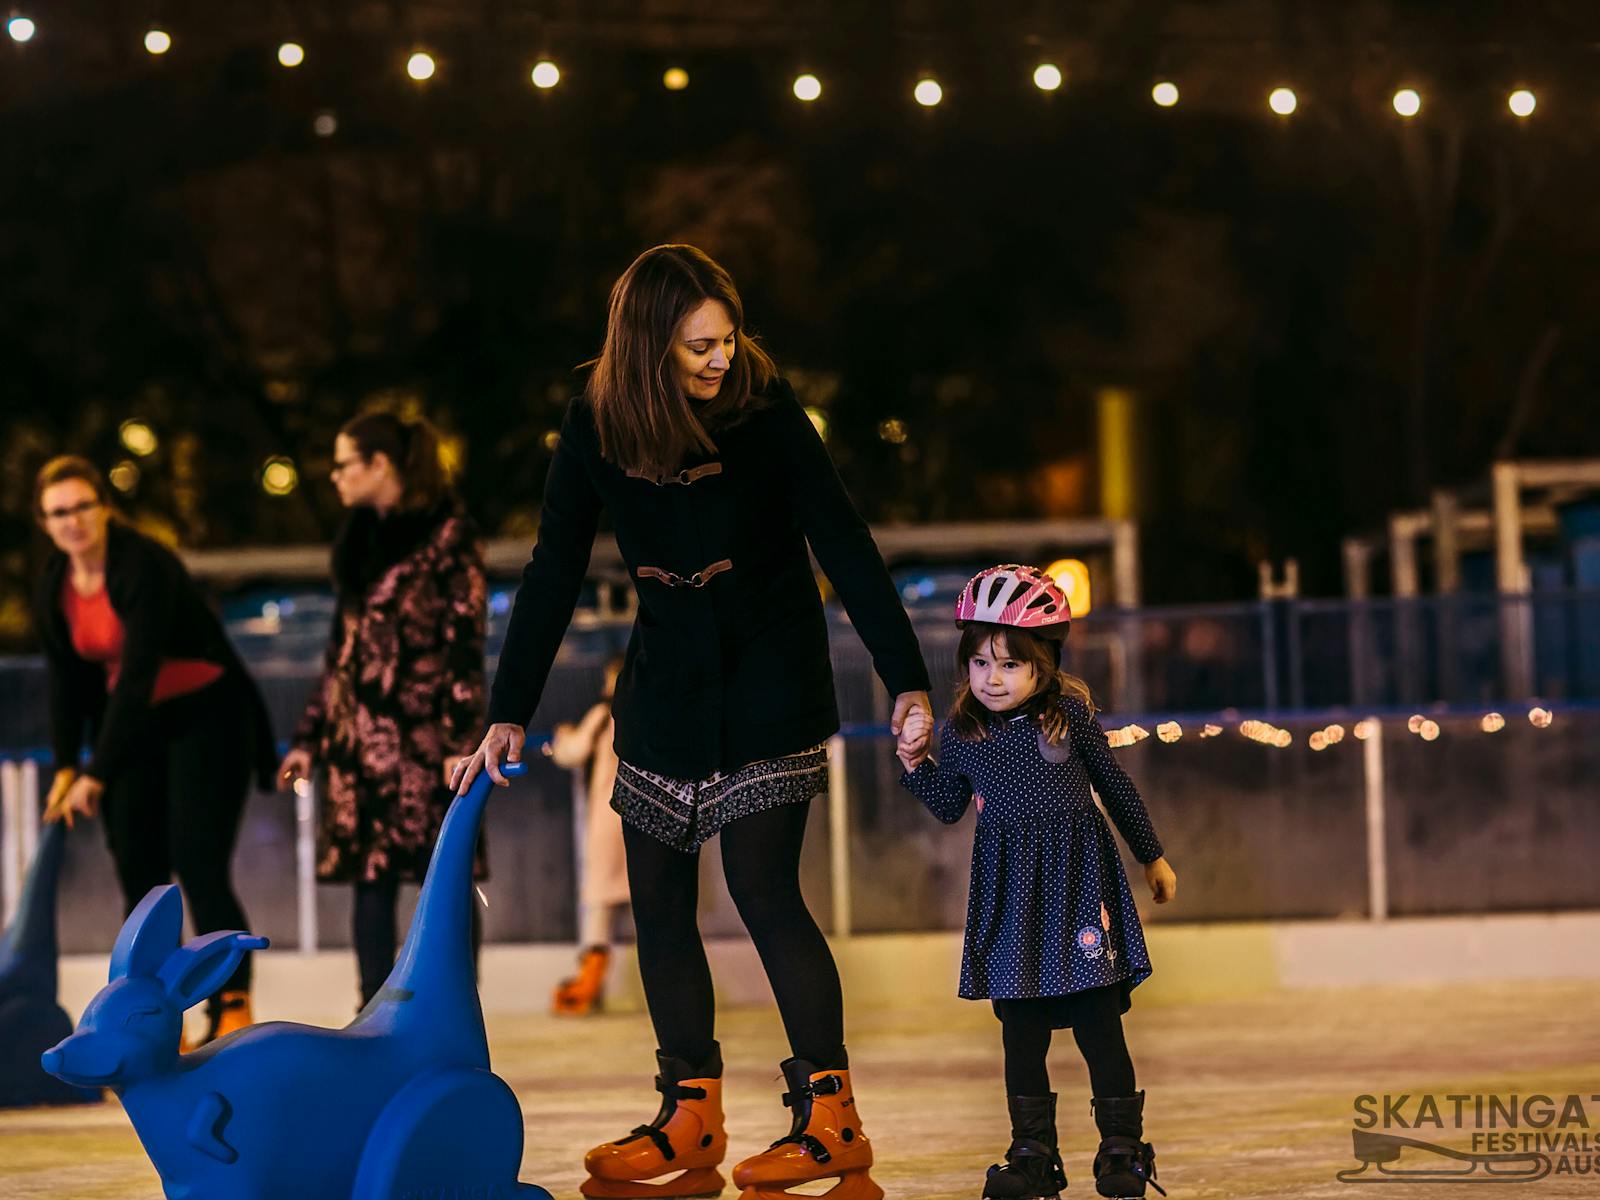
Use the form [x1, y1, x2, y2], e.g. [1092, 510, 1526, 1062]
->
[488, 378, 931, 778]
[35, 522, 279, 788]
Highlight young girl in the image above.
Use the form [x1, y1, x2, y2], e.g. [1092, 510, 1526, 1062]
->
[897, 564, 1177, 1200]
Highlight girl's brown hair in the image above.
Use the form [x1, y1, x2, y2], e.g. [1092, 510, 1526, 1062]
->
[947, 622, 1096, 744]
[33, 455, 113, 518]
[586, 244, 776, 478]
[338, 412, 449, 512]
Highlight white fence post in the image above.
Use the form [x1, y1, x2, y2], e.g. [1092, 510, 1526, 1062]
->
[1, 759, 20, 924]
[571, 764, 587, 944]
[827, 735, 851, 939]
[1, 759, 42, 927]
[1362, 719, 1388, 922]
[20, 760, 38, 874]
[295, 778, 318, 954]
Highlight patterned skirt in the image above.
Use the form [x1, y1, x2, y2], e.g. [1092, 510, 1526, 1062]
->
[612, 743, 830, 852]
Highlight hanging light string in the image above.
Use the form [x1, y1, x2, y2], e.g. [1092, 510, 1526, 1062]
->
[0, 18, 1558, 121]
[1094, 707, 1557, 751]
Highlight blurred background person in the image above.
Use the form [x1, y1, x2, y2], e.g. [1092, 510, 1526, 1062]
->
[546, 654, 629, 1015]
[276, 413, 488, 1010]
[33, 455, 277, 1046]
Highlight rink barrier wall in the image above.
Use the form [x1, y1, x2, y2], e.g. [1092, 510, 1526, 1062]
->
[50, 912, 1600, 1029]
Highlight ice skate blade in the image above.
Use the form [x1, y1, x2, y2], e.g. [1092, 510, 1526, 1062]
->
[1336, 1129, 1551, 1183]
[737, 1171, 884, 1200]
[582, 1166, 727, 1198]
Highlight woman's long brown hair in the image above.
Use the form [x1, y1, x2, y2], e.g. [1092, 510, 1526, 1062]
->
[586, 244, 775, 478]
[947, 622, 1095, 744]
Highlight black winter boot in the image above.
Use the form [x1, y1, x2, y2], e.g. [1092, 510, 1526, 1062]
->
[983, 1093, 1069, 1198]
[1091, 1092, 1165, 1197]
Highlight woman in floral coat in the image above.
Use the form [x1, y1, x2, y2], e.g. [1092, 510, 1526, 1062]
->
[278, 412, 487, 1008]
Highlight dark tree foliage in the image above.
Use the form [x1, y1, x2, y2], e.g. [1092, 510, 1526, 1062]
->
[3, 0, 1598, 646]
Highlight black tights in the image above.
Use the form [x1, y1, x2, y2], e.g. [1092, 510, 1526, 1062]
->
[101, 680, 254, 992]
[623, 800, 844, 1070]
[353, 878, 483, 1006]
[999, 985, 1137, 1098]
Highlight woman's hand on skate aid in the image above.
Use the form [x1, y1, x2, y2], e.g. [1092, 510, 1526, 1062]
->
[1145, 856, 1177, 904]
[452, 723, 526, 794]
[276, 748, 313, 792]
[43, 769, 102, 829]
[895, 700, 934, 772]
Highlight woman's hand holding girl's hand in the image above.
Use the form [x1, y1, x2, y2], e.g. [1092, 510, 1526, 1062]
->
[45, 772, 103, 829]
[276, 748, 313, 793]
[1145, 856, 1177, 904]
[452, 723, 526, 794]
[891, 690, 934, 771]
[895, 706, 933, 773]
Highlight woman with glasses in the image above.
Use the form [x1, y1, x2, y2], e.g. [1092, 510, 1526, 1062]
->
[276, 412, 488, 1010]
[33, 455, 278, 1046]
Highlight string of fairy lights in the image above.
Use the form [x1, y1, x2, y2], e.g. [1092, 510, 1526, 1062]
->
[2, 14, 1550, 120]
[1102, 707, 1557, 750]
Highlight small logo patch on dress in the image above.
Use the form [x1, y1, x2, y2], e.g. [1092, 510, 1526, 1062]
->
[1077, 925, 1104, 959]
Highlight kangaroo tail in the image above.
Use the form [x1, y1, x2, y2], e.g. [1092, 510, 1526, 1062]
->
[0, 820, 67, 999]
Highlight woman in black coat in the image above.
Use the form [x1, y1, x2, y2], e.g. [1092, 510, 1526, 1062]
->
[455, 245, 932, 1200]
[33, 456, 277, 1045]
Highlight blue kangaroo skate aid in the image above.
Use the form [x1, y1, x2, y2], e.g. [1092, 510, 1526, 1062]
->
[42, 761, 553, 1200]
[0, 820, 101, 1107]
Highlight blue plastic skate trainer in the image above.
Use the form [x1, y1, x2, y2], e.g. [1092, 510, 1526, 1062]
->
[42, 761, 552, 1200]
[0, 820, 100, 1107]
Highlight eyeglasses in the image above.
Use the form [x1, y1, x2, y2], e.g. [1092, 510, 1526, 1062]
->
[41, 500, 102, 522]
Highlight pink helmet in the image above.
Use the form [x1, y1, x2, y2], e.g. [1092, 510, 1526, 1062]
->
[955, 564, 1071, 634]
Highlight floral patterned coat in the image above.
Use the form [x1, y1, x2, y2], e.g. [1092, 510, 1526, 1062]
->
[293, 503, 487, 883]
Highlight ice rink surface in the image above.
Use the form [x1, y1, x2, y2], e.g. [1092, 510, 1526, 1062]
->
[2, 980, 1595, 1199]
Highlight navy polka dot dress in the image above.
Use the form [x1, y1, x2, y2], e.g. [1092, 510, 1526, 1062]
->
[901, 694, 1164, 1005]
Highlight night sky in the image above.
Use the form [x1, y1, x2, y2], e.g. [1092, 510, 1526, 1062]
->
[4, 0, 1599, 643]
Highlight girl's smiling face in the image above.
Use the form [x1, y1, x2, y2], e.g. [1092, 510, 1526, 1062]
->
[968, 633, 1039, 712]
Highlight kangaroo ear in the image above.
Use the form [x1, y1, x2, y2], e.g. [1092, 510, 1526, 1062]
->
[158, 931, 269, 1013]
[109, 886, 184, 981]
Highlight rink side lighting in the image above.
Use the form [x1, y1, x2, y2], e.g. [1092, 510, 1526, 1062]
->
[262, 457, 299, 496]
[109, 461, 140, 493]
[119, 419, 158, 457]
[407, 52, 436, 81]
[1043, 557, 1092, 617]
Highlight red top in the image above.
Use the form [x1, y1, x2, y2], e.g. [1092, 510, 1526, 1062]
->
[61, 578, 224, 702]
